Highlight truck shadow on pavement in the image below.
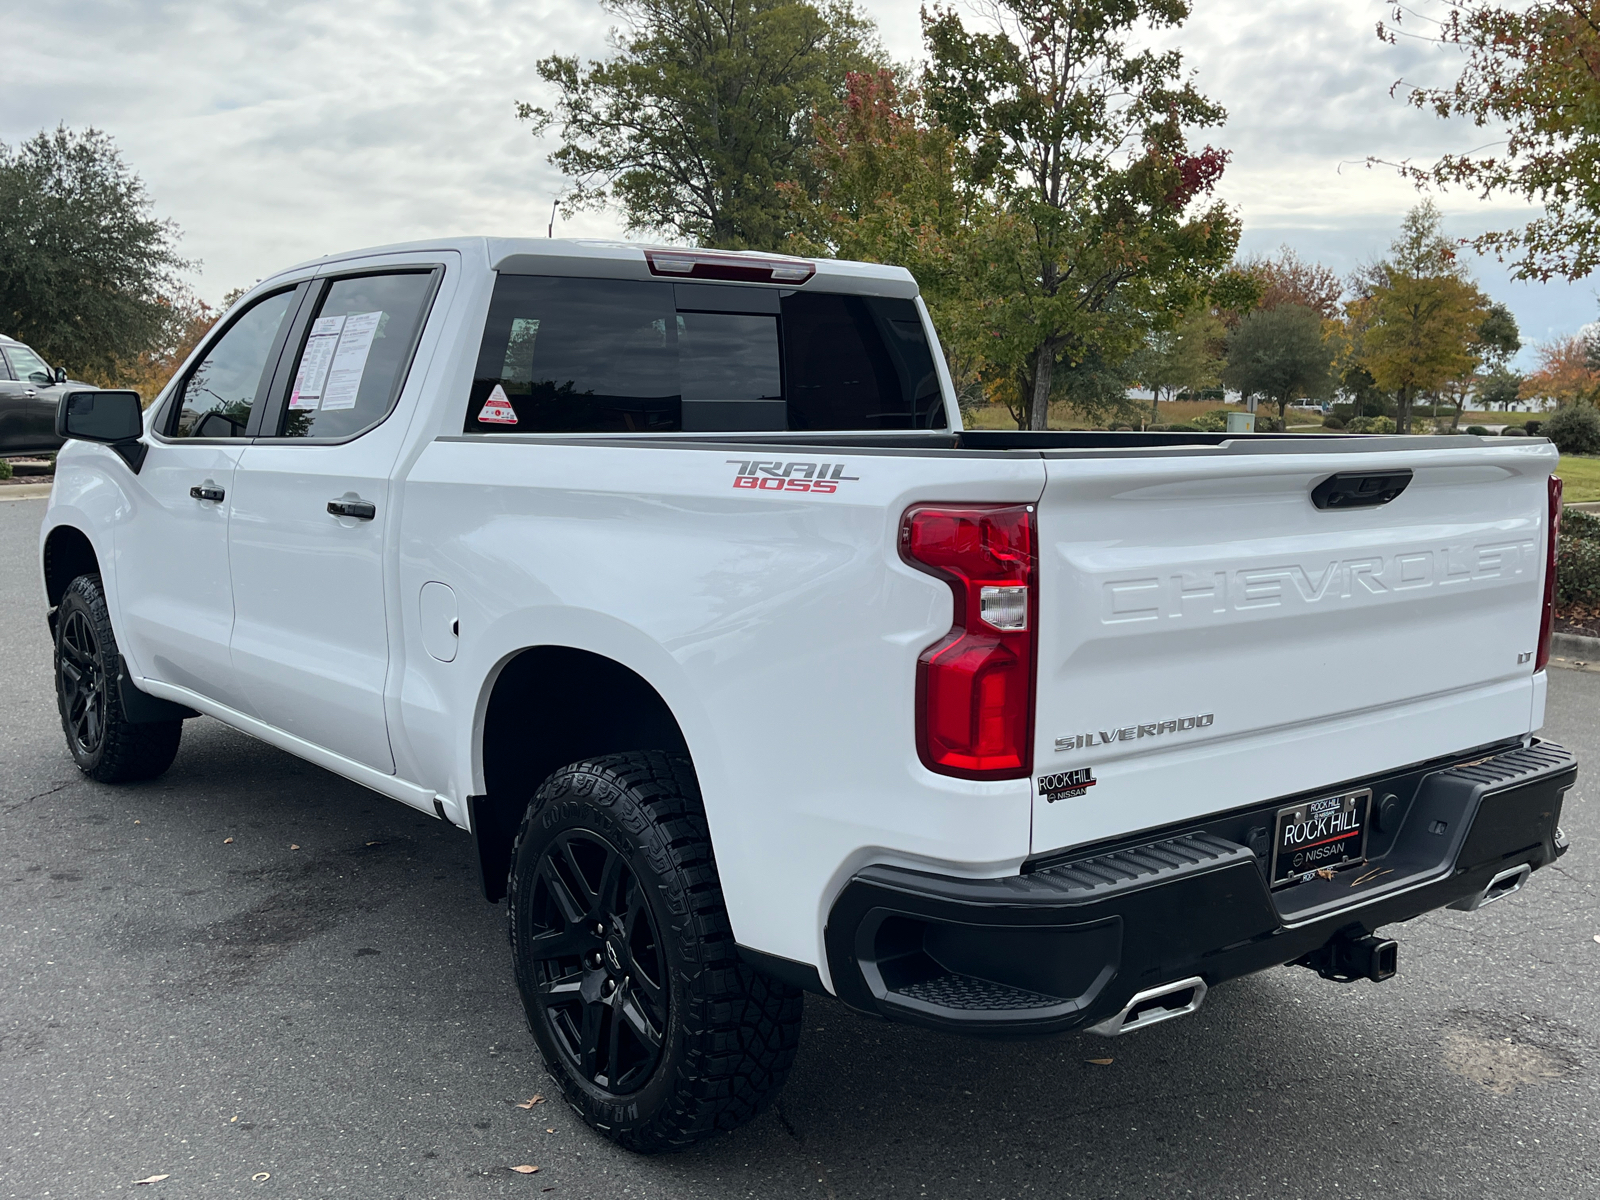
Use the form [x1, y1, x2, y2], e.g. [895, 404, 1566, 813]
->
[37, 717, 1593, 1200]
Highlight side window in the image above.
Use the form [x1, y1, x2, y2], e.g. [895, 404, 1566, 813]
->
[0, 349, 14, 380]
[6, 343, 53, 385]
[782, 294, 945, 430]
[469, 277, 680, 433]
[171, 289, 296, 438]
[278, 271, 436, 439]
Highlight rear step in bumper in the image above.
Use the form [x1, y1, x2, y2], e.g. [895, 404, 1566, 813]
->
[824, 740, 1575, 1037]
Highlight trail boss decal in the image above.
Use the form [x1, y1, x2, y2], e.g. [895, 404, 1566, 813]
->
[1055, 713, 1213, 753]
[1038, 768, 1096, 802]
[727, 460, 859, 493]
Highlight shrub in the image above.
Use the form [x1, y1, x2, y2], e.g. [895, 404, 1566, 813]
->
[1525, 420, 1543, 435]
[1254, 415, 1282, 433]
[1557, 535, 1600, 606]
[1502, 425, 1529, 436]
[1465, 425, 1490, 436]
[1167, 423, 1201, 432]
[0, 460, 11, 481]
[1322, 414, 1345, 429]
[1347, 416, 1397, 434]
[1564, 508, 1600, 539]
[1543, 405, 1600, 456]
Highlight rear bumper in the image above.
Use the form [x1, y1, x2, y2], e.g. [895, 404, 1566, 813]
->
[824, 739, 1575, 1036]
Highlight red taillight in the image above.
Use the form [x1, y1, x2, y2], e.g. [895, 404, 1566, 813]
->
[1536, 473, 1563, 672]
[900, 504, 1037, 779]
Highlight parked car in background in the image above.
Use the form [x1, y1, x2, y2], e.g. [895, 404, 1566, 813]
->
[0, 334, 85, 455]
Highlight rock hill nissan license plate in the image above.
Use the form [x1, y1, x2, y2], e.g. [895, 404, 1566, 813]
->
[1270, 789, 1371, 887]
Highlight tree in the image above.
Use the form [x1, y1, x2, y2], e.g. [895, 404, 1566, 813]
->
[1380, 2, 1600, 281]
[921, 0, 1242, 429]
[1349, 202, 1492, 433]
[1477, 362, 1525, 410]
[1520, 334, 1598, 407]
[521, 0, 879, 249]
[1220, 304, 1333, 425]
[1241, 246, 1343, 318]
[0, 126, 189, 379]
[1128, 305, 1225, 420]
[109, 292, 220, 403]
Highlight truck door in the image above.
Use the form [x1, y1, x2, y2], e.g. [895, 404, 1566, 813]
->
[226, 266, 441, 774]
[115, 285, 302, 711]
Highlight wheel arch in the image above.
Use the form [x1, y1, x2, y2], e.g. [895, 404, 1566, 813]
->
[470, 644, 693, 903]
[42, 522, 101, 634]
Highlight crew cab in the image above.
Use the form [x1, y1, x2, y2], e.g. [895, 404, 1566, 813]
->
[39, 238, 1576, 1152]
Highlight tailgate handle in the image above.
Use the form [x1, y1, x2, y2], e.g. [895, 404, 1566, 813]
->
[1311, 469, 1412, 510]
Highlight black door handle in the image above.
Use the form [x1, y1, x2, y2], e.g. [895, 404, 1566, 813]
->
[189, 484, 225, 502]
[328, 498, 377, 520]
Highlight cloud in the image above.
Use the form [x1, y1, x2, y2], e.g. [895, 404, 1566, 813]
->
[2, 0, 1590, 357]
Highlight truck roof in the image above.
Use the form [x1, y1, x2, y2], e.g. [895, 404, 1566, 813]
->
[268, 237, 920, 298]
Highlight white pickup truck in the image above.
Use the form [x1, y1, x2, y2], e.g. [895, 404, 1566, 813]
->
[40, 238, 1576, 1152]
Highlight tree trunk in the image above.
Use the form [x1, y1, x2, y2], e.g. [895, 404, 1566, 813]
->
[1396, 387, 1412, 434]
[1029, 344, 1054, 431]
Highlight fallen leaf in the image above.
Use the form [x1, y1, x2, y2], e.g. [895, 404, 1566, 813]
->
[289, 844, 300, 850]
[1314, 868, 1336, 881]
[223, 837, 234, 845]
[252, 1172, 270, 1182]
[366, 841, 381, 846]
[545, 1128, 554, 1134]
[1085, 1057, 1114, 1066]
[230, 1116, 238, 1123]
[1593, 935, 1599, 944]
[510, 1165, 540, 1174]
[516, 1095, 545, 1109]
[134, 1176, 170, 1185]
[134, 820, 141, 825]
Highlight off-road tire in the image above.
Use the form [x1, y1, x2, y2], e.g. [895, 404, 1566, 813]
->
[54, 574, 182, 784]
[508, 751, 803, 1152]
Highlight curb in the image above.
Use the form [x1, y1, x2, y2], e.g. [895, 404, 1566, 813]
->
[0, 482, 51, 502]
[1569, 502, 1600, 514]
[1551, 631, 1600, 665]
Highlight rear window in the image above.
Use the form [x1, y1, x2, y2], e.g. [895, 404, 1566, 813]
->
[466, 276, 946, 434]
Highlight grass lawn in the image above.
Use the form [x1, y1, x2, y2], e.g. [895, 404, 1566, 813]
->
[1557, 455, 1600, 503]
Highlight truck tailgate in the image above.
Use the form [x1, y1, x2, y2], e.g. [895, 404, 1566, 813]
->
[1030, 439, 1557, 856]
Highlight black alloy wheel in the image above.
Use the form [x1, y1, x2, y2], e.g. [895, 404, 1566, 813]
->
[58, 605, 107, 759]
[53, 573, 183, 784]
[528, 830, 668, 1094]
[508, 753, 803, 1152]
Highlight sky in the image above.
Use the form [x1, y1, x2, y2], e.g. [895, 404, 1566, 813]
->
[5, 0, 1595, 367]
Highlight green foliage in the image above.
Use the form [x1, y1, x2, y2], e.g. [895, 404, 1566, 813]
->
[920, 0, 1241, 429]
[1557, 508, 1600, 606]
[1127, 305, 1226, 418]
[521, 0, 880, 248]
[1190, 408, 1232, 432]
[1220, 303, 1333, 421]
[1465, 425, 1491, 435]
[1544, 402, 1600, 455]
[0, 459, 12, 481]
[1348, 415, 1397, 434]
[1322, 414, 1345, 429]
[1349, 202, 1492, 433]
[1477, 302, 1521, 366]
[1382, 3, 1600, 281]
[1477, 362, 1525, 410]
[0, 126, 189, 379]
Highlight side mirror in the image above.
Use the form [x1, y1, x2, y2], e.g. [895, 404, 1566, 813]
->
[54, 366, 68, 385]
[57, 389, 147, 472]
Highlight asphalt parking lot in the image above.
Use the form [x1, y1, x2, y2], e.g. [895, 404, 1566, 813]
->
[2, 493, 1597, 1199]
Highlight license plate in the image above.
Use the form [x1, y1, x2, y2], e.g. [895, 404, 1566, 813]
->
[1270, 789, 1371, 887]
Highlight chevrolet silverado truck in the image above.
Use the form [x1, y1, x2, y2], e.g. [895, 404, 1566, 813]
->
[39, 238, 1576, 1152]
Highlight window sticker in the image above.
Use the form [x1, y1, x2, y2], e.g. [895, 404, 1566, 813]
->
[289, 314, 346, 410]
[478, 383, 518, 425]
[320, 310, 383, 411]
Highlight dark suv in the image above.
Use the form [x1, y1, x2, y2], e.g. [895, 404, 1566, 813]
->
[1, 335, 85, 455]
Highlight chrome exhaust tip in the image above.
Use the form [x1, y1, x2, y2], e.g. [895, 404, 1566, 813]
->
[1086, 976, 1207, 1037]
[1450, 862, 1532, 912]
